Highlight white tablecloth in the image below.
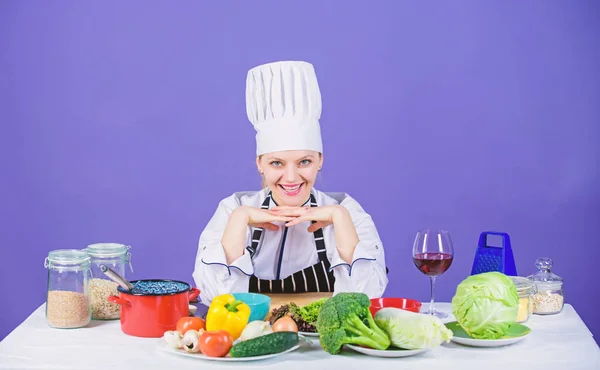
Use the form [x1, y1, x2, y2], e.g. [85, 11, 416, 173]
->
[1, 303, 599, 370]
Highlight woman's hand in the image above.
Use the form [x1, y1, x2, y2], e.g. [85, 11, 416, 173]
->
[270, 205, 346, 232]
[221, 206, 295, 264]
[271, 205, 359, 264]
[237, 206, 296, 231]
[222, 205, 359, 265]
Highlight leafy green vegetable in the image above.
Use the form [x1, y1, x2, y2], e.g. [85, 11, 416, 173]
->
[290, 298, 327, 324]
[451, 272, 519, 340]
[316, 292, 391, 354]
[374, 307, 453, 349]
[269, 304, 292, 325]
[269, 299, 328, 333]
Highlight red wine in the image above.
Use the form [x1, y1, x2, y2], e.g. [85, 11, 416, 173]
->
[413, 253, 453, 276]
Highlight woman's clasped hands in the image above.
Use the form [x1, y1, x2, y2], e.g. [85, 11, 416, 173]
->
[239, 205, 346, 232]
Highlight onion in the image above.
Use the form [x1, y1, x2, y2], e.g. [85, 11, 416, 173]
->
[272, 315, 298, 333]
[240, 320, 273, 341]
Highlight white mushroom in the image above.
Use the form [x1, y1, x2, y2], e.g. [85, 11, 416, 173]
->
[182, 330, 202, 353]
[163, 330, 183, 349]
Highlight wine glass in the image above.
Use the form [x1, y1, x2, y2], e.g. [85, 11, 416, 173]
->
[412, 229, 454, 318]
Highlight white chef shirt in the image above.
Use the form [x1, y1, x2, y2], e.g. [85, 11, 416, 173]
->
[192, 187, 388, 306]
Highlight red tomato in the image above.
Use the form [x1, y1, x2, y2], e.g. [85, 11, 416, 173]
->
[176, 317, 206, 335]
[198, 330, 233, 357]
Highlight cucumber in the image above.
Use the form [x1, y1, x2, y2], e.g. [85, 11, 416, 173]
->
[230, 331, 299, 358]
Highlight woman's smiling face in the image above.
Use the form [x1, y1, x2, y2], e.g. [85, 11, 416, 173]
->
[257, 150, 323, 206]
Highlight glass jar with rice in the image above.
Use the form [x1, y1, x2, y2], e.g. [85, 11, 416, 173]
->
[84, 243, 134, 320]
[527, 257, 564, 315]
[44, 249, 92, 329]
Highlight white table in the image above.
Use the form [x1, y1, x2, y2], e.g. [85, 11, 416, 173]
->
[1, 303, 599, 370]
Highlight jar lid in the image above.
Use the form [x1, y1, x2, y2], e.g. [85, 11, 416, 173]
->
[527, 257, 563, 289]
[510, 276, 536, 295]
[84, 243, 130, 257]
[45, 249, 90, 267]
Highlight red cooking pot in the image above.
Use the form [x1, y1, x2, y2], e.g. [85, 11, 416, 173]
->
[108, 279, 200, 338]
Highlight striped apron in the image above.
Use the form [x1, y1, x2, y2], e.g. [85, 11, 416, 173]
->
[247, 192, 335, 293]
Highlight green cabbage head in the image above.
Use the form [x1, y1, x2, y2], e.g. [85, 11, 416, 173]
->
[374, 308, 453, 349]
[451, 272, 519, 340]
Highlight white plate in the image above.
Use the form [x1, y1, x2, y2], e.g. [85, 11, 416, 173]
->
[445, 321, 531, 348]
[450, 334, 528, 348]
[299, 331, 320, 337]
[158, 335, 307, 362]
[344, 344, 429, 358]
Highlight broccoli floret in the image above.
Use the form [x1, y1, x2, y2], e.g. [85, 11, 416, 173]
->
[316, 292, 391, 354]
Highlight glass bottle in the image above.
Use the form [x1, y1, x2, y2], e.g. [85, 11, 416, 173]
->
[527, 257, 564, 315]
[44, 249, 92, 329]
[84, 243, 133, 320]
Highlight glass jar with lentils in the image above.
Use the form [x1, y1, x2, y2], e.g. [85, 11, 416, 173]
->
[44, 249, 92, 329]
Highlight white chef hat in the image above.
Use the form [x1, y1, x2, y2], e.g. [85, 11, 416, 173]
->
[246, 61, 323, 156]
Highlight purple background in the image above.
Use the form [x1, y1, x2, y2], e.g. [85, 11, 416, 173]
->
[1, 0, 598, 344]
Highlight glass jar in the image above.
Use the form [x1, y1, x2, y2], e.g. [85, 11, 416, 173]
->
[510, 276, 536, 323]
[527, 257, 564, 315]
[83, 243, 133, 320]
[44, 249, 92, 329]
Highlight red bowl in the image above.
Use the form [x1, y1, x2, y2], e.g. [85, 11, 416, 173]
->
[369, 297, 422, 317]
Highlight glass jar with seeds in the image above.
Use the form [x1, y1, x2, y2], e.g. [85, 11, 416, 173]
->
[44, 249, 92, 329]
[527, 257, 564, 315]
[84, 243, 134, 320]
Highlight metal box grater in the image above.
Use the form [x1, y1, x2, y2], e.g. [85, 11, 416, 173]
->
[470, 231, 517, 276]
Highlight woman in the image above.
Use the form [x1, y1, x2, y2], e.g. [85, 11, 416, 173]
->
[193, 61, 388, 306]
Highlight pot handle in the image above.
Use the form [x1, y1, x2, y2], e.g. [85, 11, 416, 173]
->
[108, 295, 132, 307]
[188, 287, 200, 301]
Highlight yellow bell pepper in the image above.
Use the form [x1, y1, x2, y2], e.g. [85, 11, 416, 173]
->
[205, 294, 251, 340]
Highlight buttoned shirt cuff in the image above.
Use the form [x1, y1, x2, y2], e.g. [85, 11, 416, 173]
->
[200, 244, 254, 277]
[328, 241, 379, 276]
